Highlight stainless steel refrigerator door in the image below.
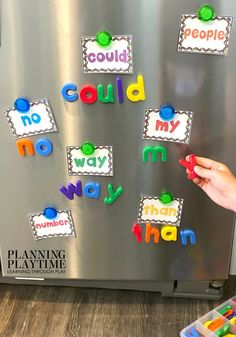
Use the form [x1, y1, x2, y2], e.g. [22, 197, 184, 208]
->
[0, 0, 235, 280]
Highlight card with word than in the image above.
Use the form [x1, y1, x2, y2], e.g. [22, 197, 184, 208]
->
[143, 109, 193, 144]
[81, 35, 133, 74]
[66, 146, 113, 176]
[28, 209, 76, 241]
[138, 196, 184, 227]
[178, 15, 233, 56]
[2, 98, 58, 139]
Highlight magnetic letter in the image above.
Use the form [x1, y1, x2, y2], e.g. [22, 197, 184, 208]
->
[184, 327, 200, 337]
[84, 182, 100, 199]
[98, 84, 115, 103]
[161, 226, 177, 242]
[16, 139, 35, 156]
[104, 184, 123, 205]
[132, 223, 142, 243]
[80, 85, 97, 104]
[60, 180, 83, 200]
[145, 223, 160, 244]
[126, 75, 146, 102]
[35, 139, 53, 156]
[116, 77, 124, 103]
[61, 83, 78, 102]
[143, 146, 167, 163]
[180, 229, 196, 246]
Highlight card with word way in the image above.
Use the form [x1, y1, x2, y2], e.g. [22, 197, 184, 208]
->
[66, 146, 113, 176]
[143, 109, 193, 144]
[138, 196, 184, 227]
[178, 15, 233, 56]
[2, 98, 58, 139]
[28, 209, 76, 241]
[81, 35, 133, 74]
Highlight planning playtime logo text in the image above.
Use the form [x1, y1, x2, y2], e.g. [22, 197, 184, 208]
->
[7, 250, 66, 275]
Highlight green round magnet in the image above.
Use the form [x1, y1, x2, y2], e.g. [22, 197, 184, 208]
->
[81, 142, 96, 156]
[160, 191, 174, 205]
[95, 31, 112, 47]
[198, 4, 215, 22]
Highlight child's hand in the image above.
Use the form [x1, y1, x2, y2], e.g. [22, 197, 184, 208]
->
[185, 156, 236, 212]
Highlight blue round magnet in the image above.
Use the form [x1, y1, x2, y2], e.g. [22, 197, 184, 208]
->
[14, 97, 30, 113]
[43, 207, 57, 220]
[159, 104, 176, 121]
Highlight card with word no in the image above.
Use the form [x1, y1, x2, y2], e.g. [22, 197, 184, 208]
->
[178, 15, 233, 56]
[66, 146, 113, 176]
[2, 98, 58, 139]
[81, 35, 133, 74]
[138, 195, 184, 227]
[143, 109, 193, 144]
[28, 209, 76, 241]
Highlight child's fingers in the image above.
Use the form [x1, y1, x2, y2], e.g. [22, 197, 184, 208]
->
[194, 165, 213, 179]
[186, 155, 221, 169]
[192, 176, 205, 188]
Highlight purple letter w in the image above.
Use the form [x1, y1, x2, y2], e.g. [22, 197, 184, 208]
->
[60, 180, 82, 200]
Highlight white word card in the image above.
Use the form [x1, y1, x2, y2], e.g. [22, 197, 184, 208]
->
[143, 109, 193, 144]
[178, 15, 233, 55]
[3, 98, 57, 139]
[28, 209, 76, 240]
[138, 196, 184, 227]
[81, 35, 133, 74]
[67, 146, 113, 176]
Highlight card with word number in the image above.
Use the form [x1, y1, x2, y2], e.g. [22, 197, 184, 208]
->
[28, 209, 76, 241]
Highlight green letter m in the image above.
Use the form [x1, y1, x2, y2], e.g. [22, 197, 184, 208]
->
[142, 146, 167, 163]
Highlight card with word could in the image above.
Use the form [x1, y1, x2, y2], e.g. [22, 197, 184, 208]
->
[28, 209, 76, 241]
[3, 98, 57, 139]
[143, 109, 193, 144]
[81, 35, 133, 74]
[138, 195, 184, 227]
[178, 15, 233, 56]
[66, 146, 113, 176]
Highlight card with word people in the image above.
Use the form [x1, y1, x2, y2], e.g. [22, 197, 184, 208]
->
[81, 35, 133, 74]
[178, 14, 233, 56]
[138, 195, 184, 227]
[2, 98, 58, 139]
[28, 209, 76, 241]
[143, 109, 193, 144]
[66, 145, 113, 176]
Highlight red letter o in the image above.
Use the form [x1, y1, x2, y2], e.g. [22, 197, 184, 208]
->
[80, 85, 98, 104]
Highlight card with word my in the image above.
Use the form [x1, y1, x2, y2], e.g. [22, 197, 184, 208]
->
[143, 109, 193, 144]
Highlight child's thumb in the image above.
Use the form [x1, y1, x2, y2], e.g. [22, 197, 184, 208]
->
[194, 166, 212, 179]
